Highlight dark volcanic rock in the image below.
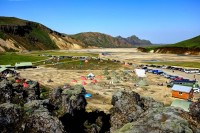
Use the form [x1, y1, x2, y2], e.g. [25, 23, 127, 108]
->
[110, 90, 200, 133]
[23, 100, 65, 133]
[110, 90, 163, 132]
[0, 103, 23, 133]
[50, 85, 87, 117]
[189, 99, 200, 122]
[0, 79, 13, 103]
[117, 107, 195, 133]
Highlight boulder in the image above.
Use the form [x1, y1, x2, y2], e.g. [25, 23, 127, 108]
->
[50, 85, 87, 117]
[189, 99, 200, 122]
[0, 103, 23, 133]
[0, 79, 13, 103]
[23, 100, 64, 133]
[117, 107, 198, 133]
[110, 90, 200, 133]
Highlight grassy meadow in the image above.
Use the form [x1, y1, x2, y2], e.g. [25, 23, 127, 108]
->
[0, 52, 47, 65]
[30, 51, 98, 57]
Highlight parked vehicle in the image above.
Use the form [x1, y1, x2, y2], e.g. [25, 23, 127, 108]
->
[194, 88, 200, 93]
[184, 69, 191, 73]
[162, 73, 170, 78]
[189, 69, 199, 73]
[147, 69, 153, 73]
[167, 80, 199, 88]
[173, 77, 183, 81]
[169, 76, 179, 80]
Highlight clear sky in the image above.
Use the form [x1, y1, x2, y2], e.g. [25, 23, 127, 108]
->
[0, 0, 200, 44]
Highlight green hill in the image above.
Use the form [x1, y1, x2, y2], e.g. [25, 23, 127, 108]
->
[170, 35, 200, 48]
[138, 35, 200, 55]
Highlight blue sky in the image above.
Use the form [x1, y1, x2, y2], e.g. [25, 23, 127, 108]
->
[0, 0, 200, 44]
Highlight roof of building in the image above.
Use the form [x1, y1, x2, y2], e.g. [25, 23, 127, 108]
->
[0, 65, 11, 68]
[171, 99, 191, 112]
[0, 68, 14, 72]
[171, 84, 192, 93]
[15, 62, 32, 67]
[0, 68, 7, 72]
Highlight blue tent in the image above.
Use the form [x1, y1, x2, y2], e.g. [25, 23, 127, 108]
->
[84, 93, 92, 98]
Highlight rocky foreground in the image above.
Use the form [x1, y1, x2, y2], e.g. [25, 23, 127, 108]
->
[0, 77, 200, 133]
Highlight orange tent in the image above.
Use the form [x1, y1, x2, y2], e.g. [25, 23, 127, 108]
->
[81, 76, 87, 80]
[23, 82, 28, 88]
[92, 79, 97, 84]
[16, 79, 20, 83]
[82, 81, 87, 85]
[71, 79, 77, 83]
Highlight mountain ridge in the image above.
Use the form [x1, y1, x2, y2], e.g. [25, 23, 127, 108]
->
[0, 17, 152, 52]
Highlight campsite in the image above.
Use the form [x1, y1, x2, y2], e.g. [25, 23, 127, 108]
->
[1, 48, 199, 113]
[1, 48, 200, 133]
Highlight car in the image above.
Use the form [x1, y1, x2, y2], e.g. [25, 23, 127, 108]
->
[147, 69, 153, 73]
[190, 69, 199, 73]
[194, 88, 200, 93]
[184, 69, 191, 73]
[169, 76, 179, 80]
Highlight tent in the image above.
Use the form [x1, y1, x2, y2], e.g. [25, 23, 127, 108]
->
[71, 79, 77, 83]
[135, 69, 146, 77]
[82, 81, 87, 85]
[138, 79, 148, 87]
[92, 79, 97, 84]
[171, 99, 191, 112]
[87, 73, 95, 79]
[81, 76, 87, 80]
[85, 93, 92, 98]
[124, 62, 129, 66]
[23, 82, 29, 88]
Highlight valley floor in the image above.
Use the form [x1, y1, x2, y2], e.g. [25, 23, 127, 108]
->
[17, 48, 200, 112]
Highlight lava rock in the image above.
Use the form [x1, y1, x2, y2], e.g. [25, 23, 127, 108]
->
[189, 99, 200, 122]
[0, 79, 13, 103]
[0, 103, 23, 133]
[22, 99, 65, 133]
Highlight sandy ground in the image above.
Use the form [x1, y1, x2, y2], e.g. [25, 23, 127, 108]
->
[62, 48, 200, 63]
[18, 48, 200, 112]
[18, 67, 177, 113]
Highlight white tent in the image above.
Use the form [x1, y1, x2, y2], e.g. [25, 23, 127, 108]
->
[135, 69, 146, 77]
[87, 73, 95, 78]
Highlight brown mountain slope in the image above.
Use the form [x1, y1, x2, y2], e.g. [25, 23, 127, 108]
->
[0, 17, 152, 52]
[69, 32, 133, 48]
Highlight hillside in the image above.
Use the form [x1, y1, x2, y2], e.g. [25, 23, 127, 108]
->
[116, 35, 152, 46]
[0, 17, 152, 52]
[0, 17, 85, 52]
[70, 32, 152, 48]
[138, 35, 200, 55]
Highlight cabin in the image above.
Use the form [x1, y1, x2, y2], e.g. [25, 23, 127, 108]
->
[15, 62, 33, 69]
[171, 84, 194, 100]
